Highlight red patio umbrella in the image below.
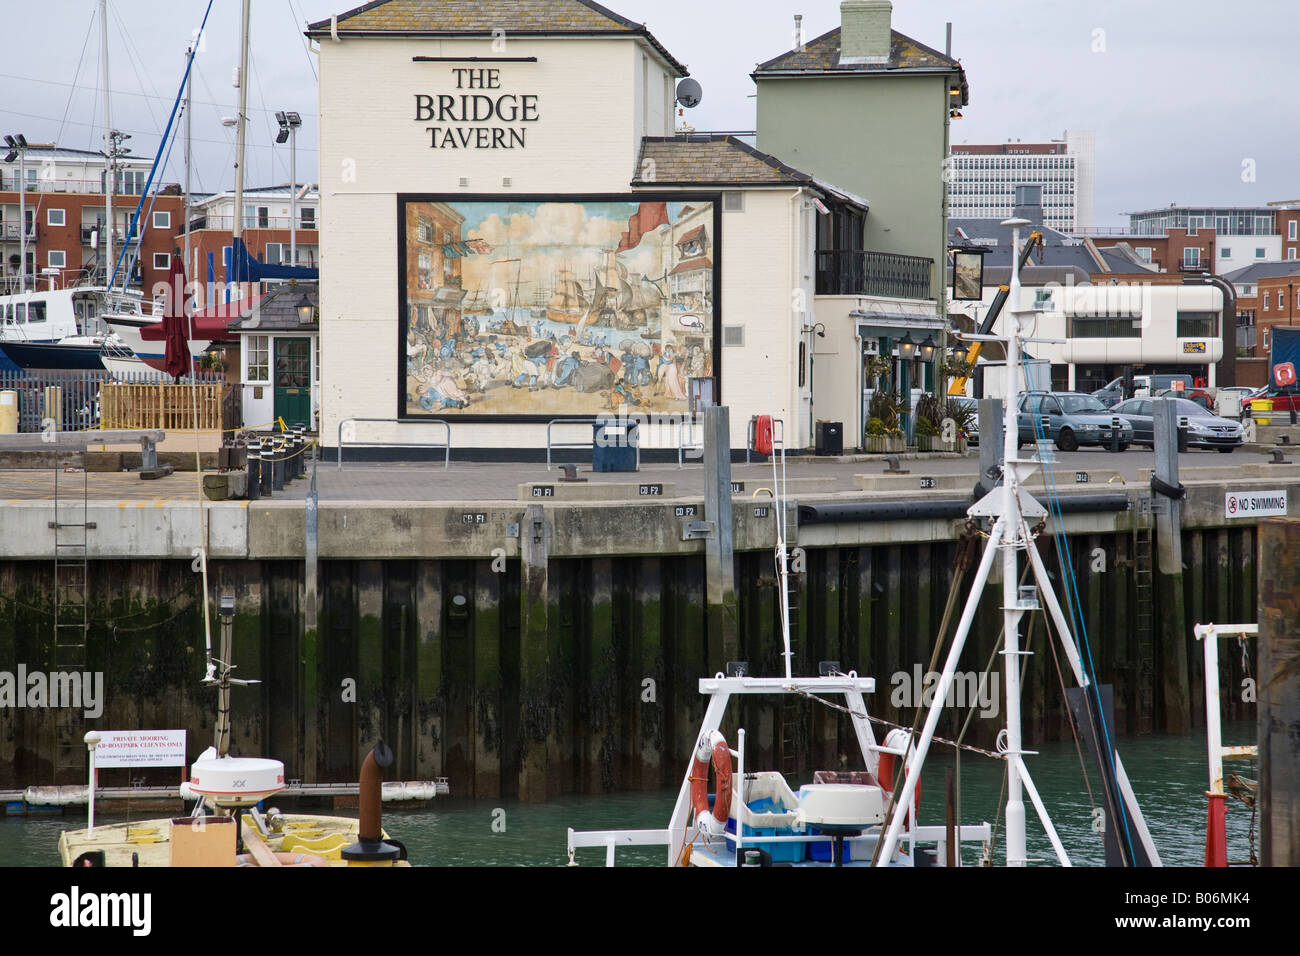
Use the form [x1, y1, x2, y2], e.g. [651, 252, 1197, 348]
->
[161, 254, 191, 380]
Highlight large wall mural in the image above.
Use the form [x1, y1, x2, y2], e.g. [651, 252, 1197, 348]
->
[398, 195, 720, 420]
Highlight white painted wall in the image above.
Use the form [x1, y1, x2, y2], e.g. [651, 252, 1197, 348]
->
[317, 31, 812, 450]
[1216, 236, 1282, 274]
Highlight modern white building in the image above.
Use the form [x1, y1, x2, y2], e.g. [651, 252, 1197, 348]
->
[947, 130, 1095, 232]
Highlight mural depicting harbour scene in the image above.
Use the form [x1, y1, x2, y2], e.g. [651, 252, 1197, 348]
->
[400, 197, 717, 419]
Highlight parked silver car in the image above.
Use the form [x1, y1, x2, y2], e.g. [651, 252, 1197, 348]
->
[1110, 397, 1243, 452]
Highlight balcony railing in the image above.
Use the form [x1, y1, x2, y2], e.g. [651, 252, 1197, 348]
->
[1237, 325, 1258, 350]
[0, 222, 37, 241]
[0, 177, 181, 197]
[816, 249, 933, 300]
[188, 215, 319, 232]
[1178, 258, 1208, 273]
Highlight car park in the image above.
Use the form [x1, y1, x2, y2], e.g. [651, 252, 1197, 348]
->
[1016, 392, 1134, 451]
[1110, 397, 1244, 452]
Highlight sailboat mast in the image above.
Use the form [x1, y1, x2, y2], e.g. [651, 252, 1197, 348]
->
[101, 0, 113, 290]
[184, 44, 192, 288]
[233, 0, 250, 262]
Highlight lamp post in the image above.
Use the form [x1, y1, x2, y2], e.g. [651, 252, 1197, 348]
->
[3, 134, 28, 293]
[297, 294, 313, 326]
[276, 111, 303, 266]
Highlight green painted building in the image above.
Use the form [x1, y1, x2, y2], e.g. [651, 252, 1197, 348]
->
[753, 1, 969, 442]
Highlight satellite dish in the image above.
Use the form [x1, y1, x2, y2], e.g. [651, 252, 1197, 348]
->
[675, 78, 703, 109]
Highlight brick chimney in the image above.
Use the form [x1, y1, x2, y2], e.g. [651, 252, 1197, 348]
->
[840, 0, 892, 64]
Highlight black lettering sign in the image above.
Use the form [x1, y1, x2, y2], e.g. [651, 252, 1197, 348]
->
[1075, 472, 1090, 483]
[920, 477, 936, 489]
[639, 484, 663, 496]
[730, 481, 745, 494]
[461, 512, 488, 524]
[674, 505, 698, 517]
[753, 506, 770, 518]
[531, 486, 555, 498]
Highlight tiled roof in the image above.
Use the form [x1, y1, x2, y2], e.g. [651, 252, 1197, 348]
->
[754, 27, 967, 101]
[1223, 261, 1300, 283]
[633, 135, 813, 188]
[307, 0, 686, 75]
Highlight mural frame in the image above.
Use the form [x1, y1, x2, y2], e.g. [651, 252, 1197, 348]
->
[396, 192, 723, 423]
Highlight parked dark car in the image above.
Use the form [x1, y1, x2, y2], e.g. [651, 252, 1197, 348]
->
[1110, 397, 1243, 452]
[1016, 392, 1134, 452]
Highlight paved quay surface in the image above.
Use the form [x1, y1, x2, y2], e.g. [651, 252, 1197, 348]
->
[0, 445, 1279, 503]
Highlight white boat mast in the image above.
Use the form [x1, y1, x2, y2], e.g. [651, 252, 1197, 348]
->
[101, 0, 113, 290]
[184, 43, 192, 290]
[233, 0, 250, 280]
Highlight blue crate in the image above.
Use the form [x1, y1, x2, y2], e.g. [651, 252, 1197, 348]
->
[725, 816, 805, 863]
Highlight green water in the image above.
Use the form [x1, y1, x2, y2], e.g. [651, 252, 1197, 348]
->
[0, 723, 1255, 867]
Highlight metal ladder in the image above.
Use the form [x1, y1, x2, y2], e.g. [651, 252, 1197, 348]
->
[779, 570, 802, 782]
[51, 467, 92, 777]
[1132, 496, 1155, 734]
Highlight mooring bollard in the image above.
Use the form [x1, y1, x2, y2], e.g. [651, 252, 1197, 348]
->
[260, 438, 274, 496]
[1177, 415, 1189, 453]
[1111, 416, 1122, 453]
[272, 439, 286, 492]
[247, 441, 261, 501]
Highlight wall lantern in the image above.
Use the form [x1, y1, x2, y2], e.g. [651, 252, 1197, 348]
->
[297, 295, 314, 325]
[898, 333, 916, 361]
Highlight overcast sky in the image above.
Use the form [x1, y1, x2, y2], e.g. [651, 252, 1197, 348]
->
[4, 0, 1294, 225]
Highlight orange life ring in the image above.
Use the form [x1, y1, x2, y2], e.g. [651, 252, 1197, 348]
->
[877, 729, 922, 814]
[689, 730, 733, 836]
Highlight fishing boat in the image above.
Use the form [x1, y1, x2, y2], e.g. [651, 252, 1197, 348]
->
[566, 218, 1164, 867]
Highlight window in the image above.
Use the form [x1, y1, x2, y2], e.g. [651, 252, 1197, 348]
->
[1137, 247, 1153, 262]
[1264, 293, 1270, 310]
[152, 210, 171, 230]
[1264, 328, 1270, 350]
[1221, 247, 1231, 258]
[1289, 249, 1298, 261]
[301, 207, 315, 230]
[48, 250, 66, 268]
[417, 251, 433, 290]
[247, 335, 270, 381]
[152, 252, 169, 269]
[27, 302, 47, 323]
[1067, 315, 1142, 338]
[1177, 311, 1216, 338]
[723, 192, 745, 213]
[1257, 248, 1266, 259]
[47, 208, 65, 227]
[1183, 248, 1201, 269]
[264, 243, 282, 265]
[417, 218, 434, 244]
[1291, 220, 1298, 241]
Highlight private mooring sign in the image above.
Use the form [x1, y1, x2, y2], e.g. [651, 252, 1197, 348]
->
[1225, 490, 1287, 518]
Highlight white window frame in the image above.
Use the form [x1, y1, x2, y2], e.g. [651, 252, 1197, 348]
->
[153, 252, 170, 270]
[47, 208, 66, 227]
[246, 334, 270, 383]
[1291, 220, 1298, 241]
[264, 242, 283, 265]
[152, 210, 171, 231]
[48, 250, 66, 268]
[1220, 247, 1231, 258]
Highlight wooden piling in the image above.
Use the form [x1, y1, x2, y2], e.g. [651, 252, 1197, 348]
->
[1258, 518, 1300, 866]
[518, 504, 551, 803]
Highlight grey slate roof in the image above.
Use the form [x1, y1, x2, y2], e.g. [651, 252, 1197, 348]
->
[633, 135, 812, 187]
[229, 282, 319, 333]
[307, 0, 686, 75]
[753, 27, 968, 102]
[1222, 261, 1300, 283]
[631, 135, 868, 211]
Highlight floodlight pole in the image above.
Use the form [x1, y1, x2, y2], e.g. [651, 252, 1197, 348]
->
[289, 123, 297, 267]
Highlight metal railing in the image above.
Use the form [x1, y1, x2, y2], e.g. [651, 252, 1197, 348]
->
[0, 368, 223, 433]
[0, 177, 177, 197]
[546, 417, 645, 470]
[187, 215, 320, 233]
[815, 250, 933, 299]
[0, 222, 38, 241]
[677, 416, 704, 468]
[337, 418, 450, 470]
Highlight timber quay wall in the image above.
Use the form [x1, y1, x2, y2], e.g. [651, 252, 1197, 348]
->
[0, 474, 1284, 799]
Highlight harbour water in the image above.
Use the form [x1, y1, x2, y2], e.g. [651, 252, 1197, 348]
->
[0, 722, 1254, 867]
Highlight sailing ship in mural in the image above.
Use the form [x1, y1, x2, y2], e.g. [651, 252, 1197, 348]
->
[401, 198, 716, 418]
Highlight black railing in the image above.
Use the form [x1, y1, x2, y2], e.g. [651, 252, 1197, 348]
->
[816, 250, 933, 299]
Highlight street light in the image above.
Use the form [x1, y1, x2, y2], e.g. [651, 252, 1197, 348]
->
[4, 134, 28, 293]
[276, 111, 303, 266]
[950, 343, 968, 365]
[898, 332, 916, 361]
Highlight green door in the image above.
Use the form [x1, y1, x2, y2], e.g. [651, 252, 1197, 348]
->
[274, 337, 312, 428]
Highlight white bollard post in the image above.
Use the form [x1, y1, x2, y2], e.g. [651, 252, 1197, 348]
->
[84, 731, 102, 838]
